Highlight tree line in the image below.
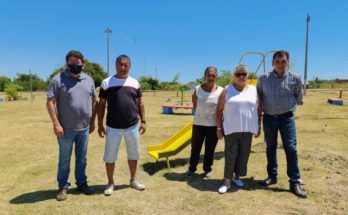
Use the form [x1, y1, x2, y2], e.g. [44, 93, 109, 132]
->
[0, 59, 260, 100]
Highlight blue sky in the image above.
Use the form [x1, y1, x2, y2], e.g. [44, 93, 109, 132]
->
[0, 0, 347, 83]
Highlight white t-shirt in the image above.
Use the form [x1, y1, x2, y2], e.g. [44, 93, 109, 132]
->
[194, 85, 223, 127]
[223, 85, 259, 135]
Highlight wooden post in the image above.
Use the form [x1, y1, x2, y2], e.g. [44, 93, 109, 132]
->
[339, 90, 342, 98]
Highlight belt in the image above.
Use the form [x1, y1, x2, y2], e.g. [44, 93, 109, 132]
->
[264, 111, 293, 117]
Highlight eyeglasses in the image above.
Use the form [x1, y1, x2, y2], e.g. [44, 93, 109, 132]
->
[234, 73, 247, 78]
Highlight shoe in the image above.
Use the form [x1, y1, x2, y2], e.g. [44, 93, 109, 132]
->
[218, 184, 231, 194]
[130, 180, 145, 191]
[290, 184, 307, 198]
[184, 170, 194, 177]
[56, 188, 68, 201]
[77, 183, 94, 195]
[232, 179, 244, 187]
[104, 184, 114, 196]
[204, 172, 213, 179]
[259, 177, 277, 186]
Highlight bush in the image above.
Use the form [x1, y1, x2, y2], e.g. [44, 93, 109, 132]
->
[0, 76, 11, 91]
[4, 83, 23, 101]
[48, 59, 106, 87]
[13, 73, 47, 91]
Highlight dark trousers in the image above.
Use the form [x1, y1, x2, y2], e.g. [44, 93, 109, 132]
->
[224, 132, 253, 179]
[189, 125, 218, 173]
[263, 112, 301, 184]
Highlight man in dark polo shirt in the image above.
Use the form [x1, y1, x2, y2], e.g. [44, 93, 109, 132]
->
[98, 55, 146, 196]
[257, 50, 307, 198]
[47, 50, 97, 201]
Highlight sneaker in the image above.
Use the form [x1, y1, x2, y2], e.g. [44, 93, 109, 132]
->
[259, 177, 277, 186]
[232, 179, 244, 187]
[104, 184, 114, 196]
[77, 183, 94, 195]
[218, 184, 231, 194]
[130, 180, 145, 191]
[204, 171, 213, 179]
[184, 170, 194, 177]
[56, 188, 68, 201]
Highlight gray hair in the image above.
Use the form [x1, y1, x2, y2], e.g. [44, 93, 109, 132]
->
[233, 64, 249, 74]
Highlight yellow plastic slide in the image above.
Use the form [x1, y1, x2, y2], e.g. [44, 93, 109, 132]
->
[247, 79, 258, 86]
[147, 122, 193, 167]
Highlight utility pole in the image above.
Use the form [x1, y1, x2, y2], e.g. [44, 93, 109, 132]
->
[29, 69, 33, 103]
[105, 27, 112, 77]
[304, 14, 310, 96]
[155, 67, 158, 80]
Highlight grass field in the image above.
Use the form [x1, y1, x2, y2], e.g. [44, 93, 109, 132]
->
[0, 90, 347, 215]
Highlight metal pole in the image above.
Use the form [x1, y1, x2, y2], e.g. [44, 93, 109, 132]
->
[238, 52, 264, 74]
[304, 14, 310, 96]
[29, 69, 33, 103]
[264, 50, 278, 73]
[263, 55, 266, 74]
[105, 27, 112, 77]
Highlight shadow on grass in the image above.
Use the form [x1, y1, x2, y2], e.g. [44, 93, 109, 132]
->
[142, 151, 225, 175]
[160, 112, 194, 116]
[163, 173, 289, 193]
[9, 184, 128, 204]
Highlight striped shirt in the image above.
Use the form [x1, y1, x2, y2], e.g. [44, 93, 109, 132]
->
[99, 76, 142, 129]
[257, 70, 303, 115]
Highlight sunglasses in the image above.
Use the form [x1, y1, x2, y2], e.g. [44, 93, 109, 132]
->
[234, 73, 247, 78]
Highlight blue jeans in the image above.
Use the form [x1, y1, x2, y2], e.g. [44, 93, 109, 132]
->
[57, 128, 89, 189]
[263, 112, 301, 184]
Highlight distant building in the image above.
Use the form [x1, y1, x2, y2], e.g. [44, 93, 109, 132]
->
[335, 77, 348, 83]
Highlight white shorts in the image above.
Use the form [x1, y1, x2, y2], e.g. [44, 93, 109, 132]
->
[103, 122, 140, 163]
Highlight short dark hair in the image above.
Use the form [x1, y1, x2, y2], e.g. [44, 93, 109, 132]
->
[115, 55, 131, 65]
[65, 50, 84, 63]
[204, 66, 218, 76]
[272, 50, 290, 61]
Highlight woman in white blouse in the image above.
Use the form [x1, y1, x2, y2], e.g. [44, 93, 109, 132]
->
[216, 65, 261, 194]
[184, 66, 223, 178]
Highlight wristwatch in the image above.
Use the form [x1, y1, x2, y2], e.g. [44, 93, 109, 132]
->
[141, 120, 146, 124]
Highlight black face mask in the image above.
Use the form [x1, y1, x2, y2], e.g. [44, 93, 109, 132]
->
[68, 63, 83, 74]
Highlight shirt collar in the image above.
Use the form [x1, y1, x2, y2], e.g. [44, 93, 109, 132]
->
[271, 69, 289, 79]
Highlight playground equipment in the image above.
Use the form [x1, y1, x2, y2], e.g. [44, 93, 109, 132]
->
[238, 50, 278, 86]
[147, 121, 193, 168]
[162, 87, 194, 115]
[162, 105, 195, 115]
[328, 98, 343, 106]
[149, 51, 279, 167]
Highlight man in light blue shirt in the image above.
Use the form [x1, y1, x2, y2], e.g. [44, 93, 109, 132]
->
[257, 50, 307, 198]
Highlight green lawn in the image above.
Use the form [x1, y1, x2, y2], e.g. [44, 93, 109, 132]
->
[0, 90, 347, 214]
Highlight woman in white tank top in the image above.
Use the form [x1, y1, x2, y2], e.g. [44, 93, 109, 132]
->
[216, 65, 261, 194]
[184, 66, 223, 178]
